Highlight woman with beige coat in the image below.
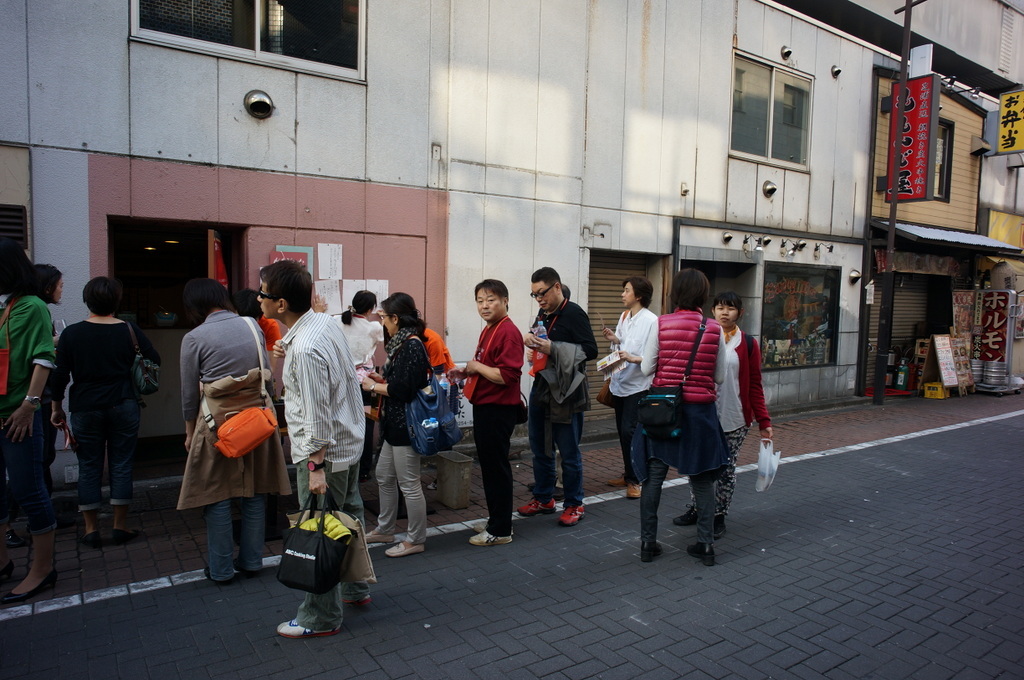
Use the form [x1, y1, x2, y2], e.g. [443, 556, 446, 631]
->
[178, 279, 290, 583]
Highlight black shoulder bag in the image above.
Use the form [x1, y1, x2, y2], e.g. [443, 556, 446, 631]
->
[635, 317, 707, 440]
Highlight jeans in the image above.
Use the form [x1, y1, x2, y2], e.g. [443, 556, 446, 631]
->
[612, 392, 642, 483]
[528, 383, 585, 508]
[0, 411, 56, 533]
[375, 442, 427, 544]
[203, 495, 266, 581]
[294, 462, 370, 631]
[72, 398, 140, 510]
[473, 403, 517, 537]
[640, 458, 718, 544]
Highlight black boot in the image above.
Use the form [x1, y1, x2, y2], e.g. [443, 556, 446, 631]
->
[640, 541, 662, 563]
[686, 542, 715, 566]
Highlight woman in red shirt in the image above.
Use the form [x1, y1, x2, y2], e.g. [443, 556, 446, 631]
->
[450, 279, 523, 546]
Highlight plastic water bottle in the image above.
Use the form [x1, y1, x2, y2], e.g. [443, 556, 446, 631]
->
[533, 320, 548, 341]
[421, 417, 438, 430]
[436, 372, 450, 396]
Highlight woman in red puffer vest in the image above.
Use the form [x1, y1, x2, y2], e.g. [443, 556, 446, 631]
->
[631, 269, 730, 566]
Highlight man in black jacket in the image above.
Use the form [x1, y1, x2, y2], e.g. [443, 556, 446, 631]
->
[518, 267, 597, 527]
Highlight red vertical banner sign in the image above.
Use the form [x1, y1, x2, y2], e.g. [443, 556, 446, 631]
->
[213, 230, 229, 288]
[972, 290, 1011, 361]
[885, 74, 939, 203]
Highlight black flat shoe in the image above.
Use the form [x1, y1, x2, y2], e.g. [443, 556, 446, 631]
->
[204, 567, 236, 585]
[233, 559, 260, 579]
[1, 569, 57, 604]
[686, 542, 715, 566]
[0, 560, 13, 582]
[640, 541, 662, 563]
[79, 532, 102, 549]
[5, 530, 27, 549]
[112, 529, 139, 546]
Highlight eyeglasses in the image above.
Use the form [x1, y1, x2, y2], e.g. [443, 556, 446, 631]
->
[530, 284, 554, 300]
[256, 289, 281, 301]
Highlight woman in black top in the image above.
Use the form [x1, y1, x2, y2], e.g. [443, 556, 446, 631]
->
[50, 277, 159, 549]
[360, 292, 430, 558]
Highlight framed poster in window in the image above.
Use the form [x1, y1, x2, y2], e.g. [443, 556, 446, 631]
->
[760, 264, 841, 369]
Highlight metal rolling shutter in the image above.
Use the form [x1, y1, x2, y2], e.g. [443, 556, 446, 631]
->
[864, 274, 929, 387]
[586, 251, 649, 419]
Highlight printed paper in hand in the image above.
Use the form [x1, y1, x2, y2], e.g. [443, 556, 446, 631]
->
[314, 280, 344, 315]
[596, 351, 627, 375]
[317, 243, 343, 280]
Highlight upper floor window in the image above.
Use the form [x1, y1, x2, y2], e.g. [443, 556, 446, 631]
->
[933, 121, 953, 201]
[134, 0, 362, 80]
[731, 55, 811, 166]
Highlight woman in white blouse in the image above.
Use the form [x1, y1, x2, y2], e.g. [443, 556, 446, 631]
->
[339, 291, 385, 481]
[601, 276, 658, 499]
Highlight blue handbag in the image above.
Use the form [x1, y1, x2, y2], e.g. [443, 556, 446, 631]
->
[405, 342, 463, 456]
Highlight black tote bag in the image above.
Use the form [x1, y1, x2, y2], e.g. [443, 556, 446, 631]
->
[277, 493, 350, 595]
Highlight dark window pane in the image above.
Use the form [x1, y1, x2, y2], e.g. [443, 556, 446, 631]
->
[731, 59, 770, 156]
[140, 0, 255, 49]
[263, 0, 359, 70]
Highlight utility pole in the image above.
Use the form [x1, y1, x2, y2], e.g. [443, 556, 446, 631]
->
[872, 0, 930, 405]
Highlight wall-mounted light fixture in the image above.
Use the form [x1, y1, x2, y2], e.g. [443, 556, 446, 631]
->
[780, 239, 790, 256]
[781, 45, 792, 60]
[831, 65, 842, 78]
[762, 180, 778, 198]
[814, 242, 834, 259]
[796, 240, 808, 251]
[243, 90, 274, 119]
[849, 269, 862, 283]
[743, 235, 751, 255]
[723, 232, 734, 244]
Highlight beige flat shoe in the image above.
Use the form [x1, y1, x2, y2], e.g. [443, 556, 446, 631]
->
[385, 542, 425, 558]
[365, 531, 395, 544]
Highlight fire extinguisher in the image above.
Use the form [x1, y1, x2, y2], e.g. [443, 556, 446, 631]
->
[895, 360, 910, 390]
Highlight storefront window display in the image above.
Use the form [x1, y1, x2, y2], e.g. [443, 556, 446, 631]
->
[760, 264, 840, 369]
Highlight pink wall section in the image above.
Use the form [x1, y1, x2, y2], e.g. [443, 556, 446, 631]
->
[88, 155, 449, 328]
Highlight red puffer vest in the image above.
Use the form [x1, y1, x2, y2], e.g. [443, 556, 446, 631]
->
[652, 310, 721, 404]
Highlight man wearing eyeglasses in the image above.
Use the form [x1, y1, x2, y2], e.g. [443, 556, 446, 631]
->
[258, 260, 369, 639]
[518, 267, 597, 527]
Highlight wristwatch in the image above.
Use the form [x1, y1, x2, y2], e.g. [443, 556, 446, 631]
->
[24, 395, 41, 408]
[307, 459, 327, 472]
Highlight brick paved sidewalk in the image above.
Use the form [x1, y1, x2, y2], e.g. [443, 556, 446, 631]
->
[1, 392, 1021, 611]
[1, 395, 1021, 679]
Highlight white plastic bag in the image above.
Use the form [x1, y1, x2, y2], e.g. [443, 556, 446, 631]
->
[755, 438, 781, 492]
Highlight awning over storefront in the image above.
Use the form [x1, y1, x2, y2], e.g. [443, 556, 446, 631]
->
[982, 256, 1024, 277]
[871, 220, 1023, 254]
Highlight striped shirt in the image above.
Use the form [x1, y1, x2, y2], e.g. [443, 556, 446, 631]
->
[279, 310, 365, 468]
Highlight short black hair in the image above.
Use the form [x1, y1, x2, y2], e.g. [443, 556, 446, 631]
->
[474, 279, 509, 299]
[0, 237, 40, 297]
[34, 264, 63, 304]
[83, 276, 123, 316]
[260, 260, 312, 315]
[183, 278, 234, 324]
[669, 268, 710, 312]
[531, 267, 561, 286]
[622, 275, 653, 308]
[712, 291, 743, 311]
[233, 288, 262, 319]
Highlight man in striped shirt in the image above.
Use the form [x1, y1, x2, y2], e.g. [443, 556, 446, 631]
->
[258, 259, 369, 639]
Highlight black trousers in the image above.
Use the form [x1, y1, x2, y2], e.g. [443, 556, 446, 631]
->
[612, 392, 642, 483]
[472, 403, 517, 537]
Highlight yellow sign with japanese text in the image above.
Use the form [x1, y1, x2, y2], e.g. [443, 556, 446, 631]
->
[997, 90, 1024, 153]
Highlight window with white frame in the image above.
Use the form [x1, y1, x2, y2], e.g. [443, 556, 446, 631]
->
[731, 55, 811, 166]
[932, 121, 953, 201]
[135, 0, 362, 78]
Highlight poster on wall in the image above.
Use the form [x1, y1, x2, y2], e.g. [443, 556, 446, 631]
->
[314, 280, 344, 315]
[342, 279, 368, 310]
[760, 264, 840, 369]
[271, 246, 315, 273]
[884, 74, 939, 203]
[951, 290, 977, 339]
[317, 243, 343, 280]
[365, 279, 390, 309]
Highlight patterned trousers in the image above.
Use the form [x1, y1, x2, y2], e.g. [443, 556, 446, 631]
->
[690, 426, 748, 516]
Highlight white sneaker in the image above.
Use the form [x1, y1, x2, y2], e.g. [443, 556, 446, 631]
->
[469, 531, 512, 546]
[276, 619, 341, 638]
[471, 521, 488, 533]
